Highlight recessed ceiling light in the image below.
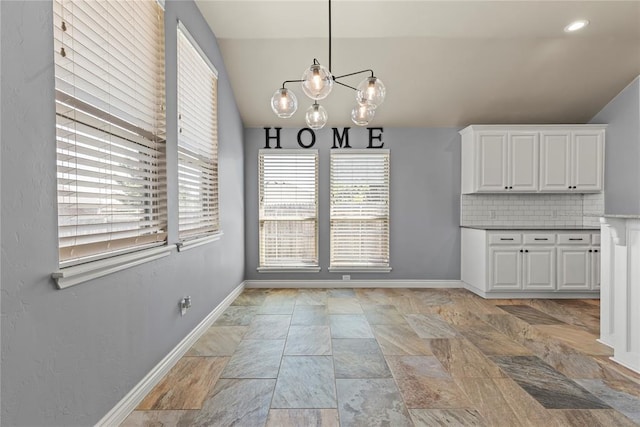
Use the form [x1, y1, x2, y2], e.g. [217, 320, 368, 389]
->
[564, 20, 589, 32]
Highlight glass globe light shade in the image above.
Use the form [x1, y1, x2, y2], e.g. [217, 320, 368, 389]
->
[270, 87, 298, 118]
[356, 77, 386, 109]
[305, 103, 328, 129]
[351, 103, 375, 126]
[301, 63, 334, 100]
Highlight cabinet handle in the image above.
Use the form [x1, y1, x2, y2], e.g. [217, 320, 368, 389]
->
[519, 249, 523, 253]
[569, 238, 583, 241]
[525, 249, 529, 253]
[589, 249, 593, 252]
[500, 238, 514, 241]
[509, 186, 513, 189]
[534, 238, 548, 241]
[504, 186, 508, 189]
[594, 249, 598, 253]
[568, 186, 571, 189]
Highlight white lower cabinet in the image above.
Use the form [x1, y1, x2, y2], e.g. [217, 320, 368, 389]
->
[489, 247, 521, 290]
[556, 233, 601, 291]
[557, 247, 590, 290]
[489, 246, 555, 290]
[523, 247, 556, 290]
[462, 228, 600, 297]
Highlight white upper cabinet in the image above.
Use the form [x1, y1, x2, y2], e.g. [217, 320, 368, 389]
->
[464, 130, 538, 193]
[573, 131, 604, 191]
[476, 132, 508, 192]
[539, 131, 571, 191]
[461, 125, 605, 194]
[540, 129, 604, 192]
[509, 132, 539, 192]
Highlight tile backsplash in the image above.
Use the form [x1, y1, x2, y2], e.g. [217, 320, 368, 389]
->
[582, 193, 605, 228]
[460, 193, 604, 228]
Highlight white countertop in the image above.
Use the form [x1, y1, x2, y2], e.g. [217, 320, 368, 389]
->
[602, 214, 640, 219]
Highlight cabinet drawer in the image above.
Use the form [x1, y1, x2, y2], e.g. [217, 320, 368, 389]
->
[523, 234, 555, 245]
[489, 233, 522, 245]
[592, 234, 601, 246]
[557, 234, 590, 245]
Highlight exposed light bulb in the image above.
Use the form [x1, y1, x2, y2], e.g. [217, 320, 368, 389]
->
[301, 63, 333, 100]
[270, 88, 298, 118]
[351, 103, 375, 126]
[305, 103, 328, 129]
[312, 69, 322, 91]
[356, 77, 386, 109]
[367, 81, 376, 99]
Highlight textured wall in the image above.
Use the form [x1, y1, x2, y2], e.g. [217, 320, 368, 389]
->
[0, 1, 245, 425]
[590, 76, 640, 214]
[244, 127, 461, 281]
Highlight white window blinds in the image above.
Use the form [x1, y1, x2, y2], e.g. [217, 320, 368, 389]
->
[259, 150, 318, 269]
[54, 0, 166, 266]
[330, 150, 390, 270]
[177, 26, 219, 240]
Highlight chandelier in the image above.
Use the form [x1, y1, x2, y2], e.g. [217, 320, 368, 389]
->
[270, 0, 386, 129]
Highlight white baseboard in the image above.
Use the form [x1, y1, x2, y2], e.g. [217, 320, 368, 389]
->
[597, 338, 614, 348]
[463, 281, 600, 299]
[95, 281, 245, 427]
[244, 279, 462, 289]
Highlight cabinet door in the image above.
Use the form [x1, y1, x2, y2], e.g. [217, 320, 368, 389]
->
[591, 249, 601, 290]
[476, 132, 508, 192]
[557, 247, 590, 290]
[489, 247, 521, 290]
[522, 247, 555, 290]
[539, 132, 571, 191]
[509, 132, 538, 192]
[573, 131, 604, 192]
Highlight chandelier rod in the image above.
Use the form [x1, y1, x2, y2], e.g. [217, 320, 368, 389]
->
[334, 69, 375, 80]
[281, 79, 304, 90]
[334, 80, 357, 91]
[329, 0, 332, 73]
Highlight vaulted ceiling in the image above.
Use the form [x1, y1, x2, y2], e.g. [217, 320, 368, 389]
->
[195, 0, 640, 128]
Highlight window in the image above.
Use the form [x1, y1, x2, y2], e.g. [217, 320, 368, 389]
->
[330, 150, 390, 271]
[177, 25, 220, 242]
[54, 0, 167, 266]
[259, 150, 319, 270]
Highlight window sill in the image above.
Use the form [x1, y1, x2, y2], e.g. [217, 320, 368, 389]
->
[257, 266, 321, 273]
[52, 245, 176, 289]
[328, 267, 392, 273]
[177, 231, 223, 252]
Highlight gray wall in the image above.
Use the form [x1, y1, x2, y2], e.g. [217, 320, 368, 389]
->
[244, 127, 461, 281]
[0, 1, 245, 426]
[590, 77, 640, 214]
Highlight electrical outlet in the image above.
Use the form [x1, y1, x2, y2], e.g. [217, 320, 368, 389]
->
[490, 210, 497, 219]
[179, 296, 192, 316]
[342, 275, 351, 281]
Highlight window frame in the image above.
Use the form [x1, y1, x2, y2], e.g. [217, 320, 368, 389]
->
[52, 0, 170, 288]
[176, 21, 222, 249]
[258, 149, 320, 272]
[329, 149, 391, 272]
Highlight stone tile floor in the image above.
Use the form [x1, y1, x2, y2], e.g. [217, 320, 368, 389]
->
[122, 288, 640, 426]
